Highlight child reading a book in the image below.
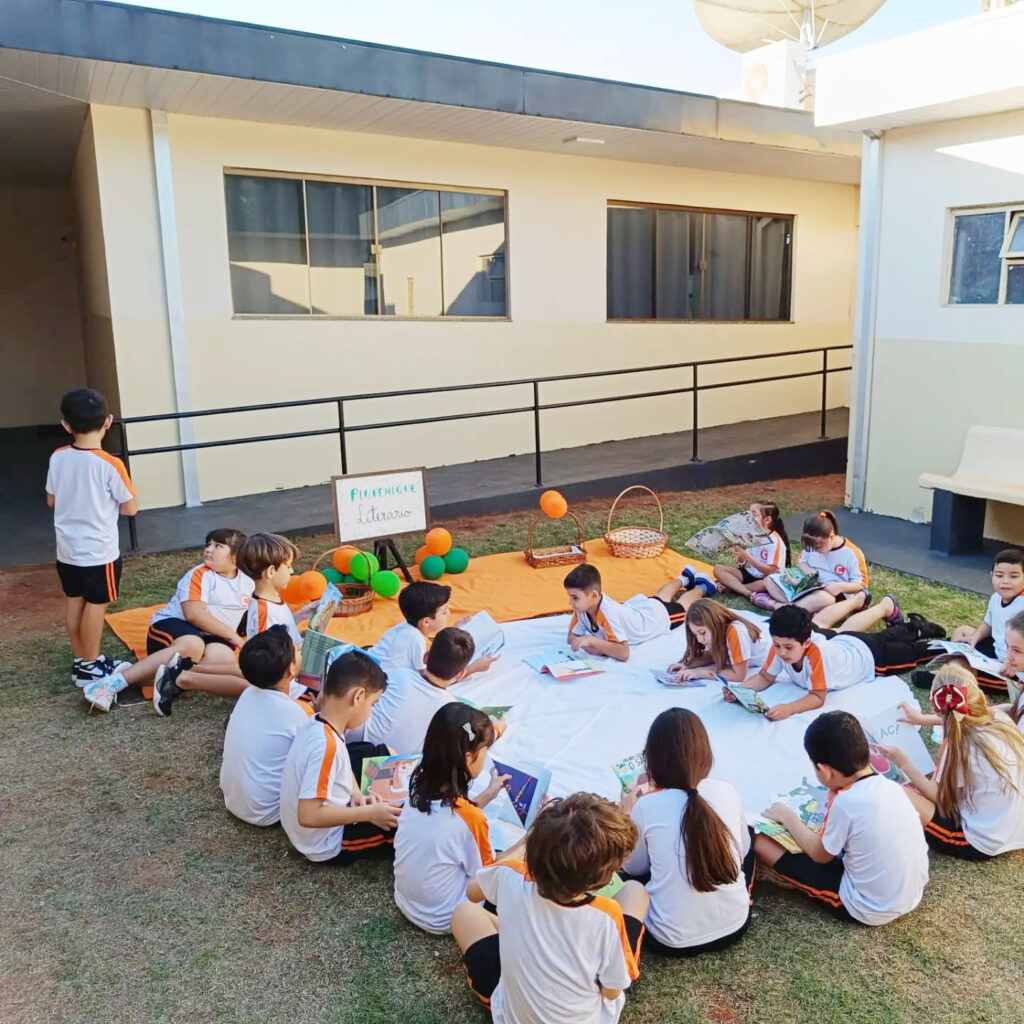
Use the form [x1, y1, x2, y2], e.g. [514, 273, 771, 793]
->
[623, 708, 753, 955]
[394, 703, 518, 934]
[665, 599, 771, 684]
[219, 625, 313, 827]
[754, 711, 928, 924]
[279, 650, 401, 863]
[357, 627, 475, 754]
[565, 563, 684, 662]
[949, 549, 1024, 662]
[713, 501, 791, 600]
[452, 793, 649, 1024]
[881, 665, 1024, 860]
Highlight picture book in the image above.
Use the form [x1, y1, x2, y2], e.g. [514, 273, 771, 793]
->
[768, 566, 823, 603]
[752, 777, 830, 852]
[651, 668, 707, 687]
[522, 649, 605, 680]
[725, 682, 769, 715]
[862, 705, 935, 782]
[749, 815, 802, 854]
[360, 754, 420, 803]
[685, 512, 772, 559]
[611, 751, 655, 814]
[491, 759, 551, 830]
[925, 640, 1012, 684]
[590, 872, 625, 900]
[307, 583, 343, 634]
[462, 611, 505, 658]
[458, 697, 513, 731]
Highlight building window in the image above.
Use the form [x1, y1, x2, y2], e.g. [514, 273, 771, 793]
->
[948, 206, 1024, 306]
[606, 203, 793, 321]
[224, 173, 507, 317]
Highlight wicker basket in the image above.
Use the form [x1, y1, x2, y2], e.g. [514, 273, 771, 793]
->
[604, 485, 668, 559]
[311, 548, 376, 617]
[524, 511, 587, 569]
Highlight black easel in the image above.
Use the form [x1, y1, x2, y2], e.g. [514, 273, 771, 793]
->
[374, 537, 413, 583]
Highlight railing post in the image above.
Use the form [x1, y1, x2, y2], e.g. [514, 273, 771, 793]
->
[119, 421, 138, 552]
[819, 348, 829, 439]
[337, 399, 348, 474]
[691, 364, 700, 463]
[533, 381, 543, 486]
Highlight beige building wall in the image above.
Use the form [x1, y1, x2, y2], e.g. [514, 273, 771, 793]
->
[861, 110, 1024, 536]
[0, 184, 85, 427]
[89, 106, 857, 509]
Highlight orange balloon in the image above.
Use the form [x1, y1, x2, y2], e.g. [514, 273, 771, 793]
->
[425, 527, 453, 557]
[540, 490, 568, 519]
[332, 546, 361, 573]
[281, 578, 306, 609]
[414, 545, 430, 565]
[296, 570, 327, 602]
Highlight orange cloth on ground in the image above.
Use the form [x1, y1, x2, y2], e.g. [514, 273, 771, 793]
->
[105, 540, 713, 659]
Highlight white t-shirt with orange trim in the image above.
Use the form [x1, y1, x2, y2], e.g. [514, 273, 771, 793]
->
[761, 634, 874, 693]
[569, 593, 670, 646]
[802, 539, 869, 589]
[370, 621, 428, 674]
[151, 564, 254, 630]
[394, 796, 494, 934]
[220, 685, 313, 826]
[45, 445, 137, 565]
[724, 620, 772, 678]
[359, 667, 457, 754]
[984, 591, 1024, 662]
[244, 596, 302, 646]
[279, 714, 353, 861]
[475, 860, 638, 1024]
[743, 531, 786, 580]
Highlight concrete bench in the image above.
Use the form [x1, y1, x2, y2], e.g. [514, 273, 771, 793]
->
[918, 426, 1024, 554]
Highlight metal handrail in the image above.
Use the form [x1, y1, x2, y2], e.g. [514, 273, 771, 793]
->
[114, 344, 852, 549]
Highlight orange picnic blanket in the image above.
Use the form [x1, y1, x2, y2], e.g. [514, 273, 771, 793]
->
[106, 540, 712, 659]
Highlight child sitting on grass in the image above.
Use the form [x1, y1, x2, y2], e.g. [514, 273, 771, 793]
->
[713, 500, 791, 600]
[238, 532, 319, 645]
[279, 650, 401, 863]
[452, 793, 649, 1024]
[950, 548, 1024, 662]
[220, 625, 313, 827]
[755, 711, 928, 925]
[665, 599, 771, 684]
[393, 703, 516, 934]
[565, 563, 685, 662]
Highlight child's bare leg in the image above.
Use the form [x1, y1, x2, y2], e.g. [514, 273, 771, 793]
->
[811, 593, 866, 630]
[753, 833, 787, 867]
[188, 643, 244, 679]
[176, 668, 247, 698]
[65, 597, 86, 657]
[654, 579, 684, 602]
[764, 577, 789, 603]
[837, 596, 897, 634]
[119, 635, 205, 686]
[746, 578, 769, 594]
[678, 587, 707, 613]
[79, 601, 110, 661]
[614, 879, 650, 922]
[901, 785, 936, 828]
[715, 565, 750, 597]
[950, 625, 975, 643]
[451, 901, 499, 952]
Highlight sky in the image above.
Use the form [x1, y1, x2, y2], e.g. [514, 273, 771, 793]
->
[112, 0, 981, 97]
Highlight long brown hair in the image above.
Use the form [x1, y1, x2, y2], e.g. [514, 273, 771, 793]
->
[683, 599, 760, 671]
[801, 509, 839, 550]
[932, 665, 1024, 821]
[643, 708, 738, 893]
[754, 500, 792, 567]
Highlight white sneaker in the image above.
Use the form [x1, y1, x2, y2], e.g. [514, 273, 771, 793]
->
[83, 673, 128, 713]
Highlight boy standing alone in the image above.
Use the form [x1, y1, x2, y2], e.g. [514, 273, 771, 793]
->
[46, 388, 137, 686]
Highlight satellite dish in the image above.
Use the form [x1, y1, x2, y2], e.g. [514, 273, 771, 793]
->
[694, 0, 888, 54]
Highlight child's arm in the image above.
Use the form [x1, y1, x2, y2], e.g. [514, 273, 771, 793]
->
[730, 669, 776, 692]
[296, 796, 401, 831]
[765, 802, 833, 863]
[46, 493, 55, 509]
[181, 600, 245, 647]
[600, 985, 624, 1001]
[120, 497, 139, 516]
[875, 746, 939, 802]
[765, 690, 825, 721]
[570, 635, 630, 661]
[735, 547, 778, 577]
[465, 654, 500, 676]
[465, 878, 486, 903]
[966, 622, 991, 647]
[474, 768, 512, 809]
[897, 701, 941, 728]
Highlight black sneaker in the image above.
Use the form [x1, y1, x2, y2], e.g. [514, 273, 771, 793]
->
[153, 660, 185, 717]
[99, 655, 131, 677]
[907, 613, 946, 642]
[75, 658, 108, 688]
[911, 669, 934, 690]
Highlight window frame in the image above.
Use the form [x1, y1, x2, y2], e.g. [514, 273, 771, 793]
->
[224, 167, 511, 321]
[945, 203, 1024, 307]
[605, 200, 796, 324]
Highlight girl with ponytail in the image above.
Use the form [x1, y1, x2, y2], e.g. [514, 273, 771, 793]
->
[622, 708, 753, 955]
[715, 501, 792, 598]
[666, 599, 771, 683]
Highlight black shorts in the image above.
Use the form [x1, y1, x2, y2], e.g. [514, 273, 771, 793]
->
[739, 566, 760, 585]
[835, 589, 870, 605]
[56, 558, 122, 605]
[771, 851, 856, 922]
[652, 597, 687, 630]
[817, 627, 921, 677]
[975, 636, 997, 659]
[924, 811, 994, 861]
[146, 616, 237, 656]
[320, 741, 396, 865]
[463, 914, 646, 1005]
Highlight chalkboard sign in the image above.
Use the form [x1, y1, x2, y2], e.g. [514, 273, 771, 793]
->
[331, 469, 430, 545]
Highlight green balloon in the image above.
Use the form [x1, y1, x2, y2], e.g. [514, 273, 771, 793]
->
[371, 570, 402, 598]
[321, 567, 345, 584]
[349, 551, 380, 582]
[420, 554, 446, 580]
[443, 547, 470, 574]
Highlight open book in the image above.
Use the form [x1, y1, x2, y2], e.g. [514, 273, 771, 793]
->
[523, 649, 605, 680]
[862, 705, 935, 783]
[651, 668, 708, 686]
[926, 640, 1013, 687]
[491, 759, 551, 830]
[750, 777, 830, 853]
[767, 566, 823, 603]
[307, 583, 343, 634]
[360, 754, 420, 803]
[612, 752, 656, 814]
[459, 697, 513, 732]
[685, 512, 772, 559]
[724, 682, 769, 715]
[461, 611, 505, 658]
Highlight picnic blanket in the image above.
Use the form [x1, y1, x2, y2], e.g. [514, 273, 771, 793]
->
[106, 539, 712, 659]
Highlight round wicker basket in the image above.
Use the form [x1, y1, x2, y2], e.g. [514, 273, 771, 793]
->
[524, 511, 587, 569]
[604, 485, 668, 558]
[311, 548, 375, 616]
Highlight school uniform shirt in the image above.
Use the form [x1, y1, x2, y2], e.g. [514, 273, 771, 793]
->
[359, 667, 456, 754]
[220, 686, 313, 826]
[393, 797, 494, 934]
[45, 445, 137, 565]
[623, 781, 750, 949]
[475, 860, 638, 1024]
[569, 593, 670, 646]
[151, 564, 255, 630]
[743, 531, 786, 580]
[761, 634, 874, 693]
[820, 774, 928, 926]
[369, 621, 428, 673]
[983, 591, 1024, 662]
[725, 621, 773, 678]
[244, 595, 302, 646]
[279, 715, 354, 861]
[802, 539, 869, 589]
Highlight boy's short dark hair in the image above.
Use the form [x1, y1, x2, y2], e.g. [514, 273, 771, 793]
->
[803, 711, 869, 776]
[238, 625, 295, 688]
[564, 564, 601, 593]
[205, 527, 246, 558]
[526, 793, 638, 903]
[993, 548, 1024, 571]
[237, 532, 300, 580]
[323, 649, 387, 699]
[425, 627, 475, 679]
[398, 582, 451, 626]
[60, 388, 108, 433]
[769, 605, 814, 643]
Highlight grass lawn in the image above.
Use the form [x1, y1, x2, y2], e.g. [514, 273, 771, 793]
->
[2, 478, 1021, 1024]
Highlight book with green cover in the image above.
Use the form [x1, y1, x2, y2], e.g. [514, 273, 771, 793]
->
[725, 682, 769, 715]
[359, 754, 420, 803]
[768, 566, 823, 603]
[752, 777, 830, 853]
[611, 752, 655, 814]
